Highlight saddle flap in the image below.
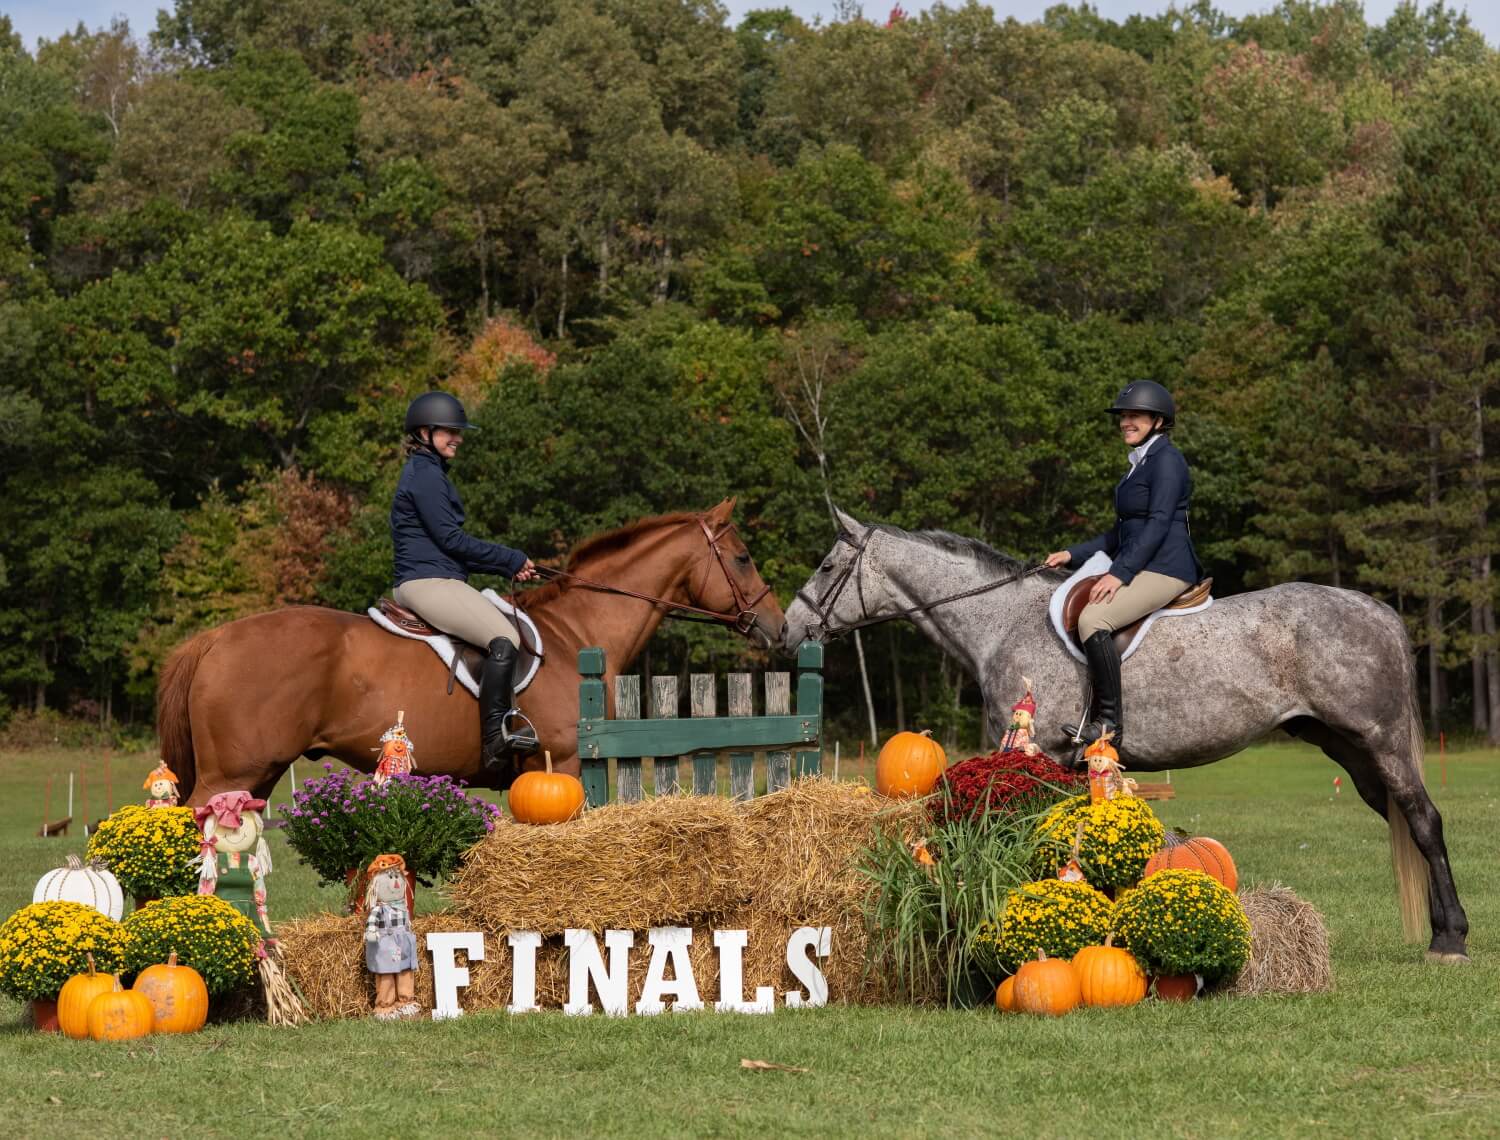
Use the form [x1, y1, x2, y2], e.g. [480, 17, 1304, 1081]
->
[377, 597, 439, 638]
[1063, 576, 1101, 634]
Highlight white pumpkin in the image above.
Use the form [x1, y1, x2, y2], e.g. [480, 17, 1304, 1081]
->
[32, 854, 125, 920]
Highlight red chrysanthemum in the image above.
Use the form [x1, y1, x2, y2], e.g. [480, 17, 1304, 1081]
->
[929, 749, 1086, 826]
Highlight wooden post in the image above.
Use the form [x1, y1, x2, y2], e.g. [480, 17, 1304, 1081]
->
[795, 641, 824, 777]
[104, 748, 113, 814]
[690, 674, 717, 795]
[765, 671, 791, 793]
[615, 675, 643, 802]
[728, 673, 755, 801]
[652, 676, 679, 795]
[577, 648, 609, 808]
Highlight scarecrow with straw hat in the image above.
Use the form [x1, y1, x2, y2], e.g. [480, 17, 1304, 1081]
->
[142, 761, 180, 807]
[1000, 677, 1041, 756]
[364, 853, 420, 1020]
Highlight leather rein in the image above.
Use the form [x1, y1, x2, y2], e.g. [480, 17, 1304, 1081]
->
[530, 518, 771, 636]
[794, 525, 1047, 640]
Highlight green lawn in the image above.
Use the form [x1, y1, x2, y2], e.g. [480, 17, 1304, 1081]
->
[0, 743, 1495, 1139]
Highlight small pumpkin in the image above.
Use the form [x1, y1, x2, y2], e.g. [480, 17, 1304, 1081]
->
[1144, 832, 1237, 891]
[874, 730, 947, 798]
[509, 751, 585, 825]
[994, 976, 1018, 1013]
[32, 854, 124, 921]
[1072, 934, 1146, 1008]
[87, 976, 155, 1041]
[132, 949, 209, 1034]
[1012, 950, 1081, 1017]
[58, 954, 116, 1040]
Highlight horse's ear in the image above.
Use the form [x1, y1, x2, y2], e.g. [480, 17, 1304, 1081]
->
[832, 505, 862, 534]
[707, 497, 736, 523]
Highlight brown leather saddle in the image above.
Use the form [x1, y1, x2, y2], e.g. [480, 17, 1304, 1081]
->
[1063, 576, 1213, 654]
[374, 597, 485, 695]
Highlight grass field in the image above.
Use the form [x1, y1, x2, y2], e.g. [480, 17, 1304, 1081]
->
[1, 742, 1496, 1139]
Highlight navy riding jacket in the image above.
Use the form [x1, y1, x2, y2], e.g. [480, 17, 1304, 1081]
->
[390, 449, 527, 587]
[1065, 437, 1203, 587]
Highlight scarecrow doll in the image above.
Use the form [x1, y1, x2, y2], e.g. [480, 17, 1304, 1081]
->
[193, 791, 274, 935]
[1000, 678, 1041, 756]
[373, 711, 415, 786]
[363, 853, 420, 1020]
[143, 762, 180, 807]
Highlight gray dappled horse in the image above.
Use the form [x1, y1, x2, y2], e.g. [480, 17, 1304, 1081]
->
[782, 509, 1469, 962]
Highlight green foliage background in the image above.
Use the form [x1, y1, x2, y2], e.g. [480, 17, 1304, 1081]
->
[3, 1, 1499, 743]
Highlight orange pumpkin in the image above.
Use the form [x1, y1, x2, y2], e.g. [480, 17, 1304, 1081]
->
[1145, 832, 1237, 891]
[1012, 950, 1081, 1017]
[1072, 934, 1146, 1008]
[994, 976, 1018, 1013]
[875, 730, 947, 798]
[87, 976, 155, 1041]
[133, 950, 209, 1034]
[58, 954, 116, 1040]
[509, 751, 585, 825]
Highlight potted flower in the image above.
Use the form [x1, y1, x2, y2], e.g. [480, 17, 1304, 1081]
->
[929, 749, 1086, 827]
[86, 804, 201, 907]
[123, 895, 261, 998]
[280, 766, 502, 908]
[1032, 793, 1166, 891]
[0, 901, 127, 1030]
[973, 878, 1117, 976]
[1112, 868, 1252, 998]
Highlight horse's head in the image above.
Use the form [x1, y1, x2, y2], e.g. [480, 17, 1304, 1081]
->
[782, 507, 881, 649]
[686, 498, 786, 651]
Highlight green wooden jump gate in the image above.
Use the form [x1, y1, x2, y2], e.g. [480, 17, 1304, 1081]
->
[576, 641, 824, 807]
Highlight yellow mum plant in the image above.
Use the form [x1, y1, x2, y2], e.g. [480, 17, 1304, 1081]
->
[86, 805, 201, 899]
[0, 901, 127, 1000]
[1113, 868, 1252, 980]
[122, 895, 260, 995]
[1033, 794, 1166, 890]
[973, 879, 1115, 974]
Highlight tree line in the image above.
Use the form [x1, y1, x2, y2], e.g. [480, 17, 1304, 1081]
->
[2, 0, 1497, 746]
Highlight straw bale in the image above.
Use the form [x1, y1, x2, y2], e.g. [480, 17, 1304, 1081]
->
[448, 794, 752, 933]
[1224, 883, 1333, 997]
[738, 778, 927, 918]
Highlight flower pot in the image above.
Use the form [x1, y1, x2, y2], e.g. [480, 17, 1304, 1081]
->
[344, 867, 416, 915]
[133, 894, 159, 911]
[1153, 973, 1200, 1002]
[29, 998, 61, 1033]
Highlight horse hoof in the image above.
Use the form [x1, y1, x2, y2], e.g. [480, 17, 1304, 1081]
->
[1424, 950, 1472, 965]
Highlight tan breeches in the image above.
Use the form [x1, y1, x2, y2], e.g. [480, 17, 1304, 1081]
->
[1077, 571, 1191, 642]
[393, 577, 519, 649]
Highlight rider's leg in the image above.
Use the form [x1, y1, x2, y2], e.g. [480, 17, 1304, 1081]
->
[1069, 571, 1189, 751]
[391, 578, 535, 770]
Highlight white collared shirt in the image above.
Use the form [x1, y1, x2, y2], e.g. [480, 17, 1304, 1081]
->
[1122, 433, 1161, 481]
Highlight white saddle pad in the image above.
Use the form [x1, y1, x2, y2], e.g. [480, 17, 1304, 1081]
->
[366, 589, 542, 698]
[1048, 552, 1213, 664]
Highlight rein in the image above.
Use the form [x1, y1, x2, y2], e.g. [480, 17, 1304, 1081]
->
[795, 525, 1047, 639]
[528, 518, 771, 636]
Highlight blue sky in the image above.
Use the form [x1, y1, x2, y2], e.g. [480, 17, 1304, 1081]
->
[4, 0, 1495, 51]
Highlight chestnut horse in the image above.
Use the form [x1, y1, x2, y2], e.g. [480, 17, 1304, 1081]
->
[157, 500, 786, 807]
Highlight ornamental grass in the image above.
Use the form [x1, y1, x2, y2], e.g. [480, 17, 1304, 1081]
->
[85, 804, 201, 899]
[1113, 868, 1252, 981]
[1033, 793, 1166, 890]
[973, 879, 1116, 974]
[122, 895, 260, 995]
[0, 901, 127, 1000]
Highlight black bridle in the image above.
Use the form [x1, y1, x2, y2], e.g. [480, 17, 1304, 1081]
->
[795, 525, 1048, 640]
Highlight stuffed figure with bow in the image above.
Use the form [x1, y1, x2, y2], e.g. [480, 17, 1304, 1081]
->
[142, 762, 180, 807]
[193, 791, 274, 935]
[364, 853, 420, 1020]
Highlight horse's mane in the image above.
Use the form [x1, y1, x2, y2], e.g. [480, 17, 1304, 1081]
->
[872, 523, 1070, 582]
[515, 511, 705, 609]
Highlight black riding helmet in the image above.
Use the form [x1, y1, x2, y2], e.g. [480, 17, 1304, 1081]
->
[405, 391, 476, 436]
[1108, 380, 1175, 430]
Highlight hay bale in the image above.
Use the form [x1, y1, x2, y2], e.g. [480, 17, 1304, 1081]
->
[1224, 883, 1333, 996]
[448, 794, 752, 934]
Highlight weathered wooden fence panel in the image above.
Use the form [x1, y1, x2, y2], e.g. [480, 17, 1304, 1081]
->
[576, 642, 823, 808]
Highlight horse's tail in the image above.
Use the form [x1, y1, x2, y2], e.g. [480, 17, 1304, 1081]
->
[1389, 665, 1431, 943]
[156, 629, 220, 805]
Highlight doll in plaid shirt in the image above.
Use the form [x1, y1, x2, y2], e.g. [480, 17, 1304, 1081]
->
[364, 853, 420, 1019]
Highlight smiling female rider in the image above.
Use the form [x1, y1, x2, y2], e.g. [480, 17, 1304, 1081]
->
[1043, 381, 1203, 753]
[391, 392, 539, 774]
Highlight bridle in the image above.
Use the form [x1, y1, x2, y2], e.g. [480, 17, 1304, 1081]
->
[532, 517, 771, 637]
[795, 525, 1047, 640]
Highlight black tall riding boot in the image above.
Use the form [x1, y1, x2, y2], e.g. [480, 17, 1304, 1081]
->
[479, 637, 538, 774]
[1066, 630, 1125, 756]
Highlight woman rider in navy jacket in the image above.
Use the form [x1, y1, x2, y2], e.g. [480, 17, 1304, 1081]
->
[391, 391, 538, 775]
[1044, 381, 1203, 754]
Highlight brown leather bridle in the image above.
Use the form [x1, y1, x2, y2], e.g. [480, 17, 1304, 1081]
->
[533, 516, 772, 637]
